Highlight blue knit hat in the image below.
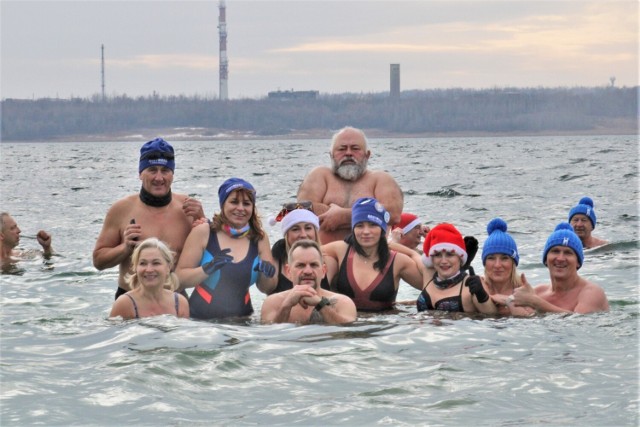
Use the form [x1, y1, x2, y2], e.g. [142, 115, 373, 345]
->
[218, 178, 256, 207]
[482, 218, 519, 266]
[568, 197, 597, 229]
[139, 138, 175, 173]
[351, 197, 390, 232]
[542, 222, 584, 269]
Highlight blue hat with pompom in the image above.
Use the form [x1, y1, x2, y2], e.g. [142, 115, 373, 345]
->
[542, 222, 584, 269]
[568, 197, 597, 229]
[482, 217, 519, 266]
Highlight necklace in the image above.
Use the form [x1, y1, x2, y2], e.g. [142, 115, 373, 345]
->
[433, 270, 467, 290]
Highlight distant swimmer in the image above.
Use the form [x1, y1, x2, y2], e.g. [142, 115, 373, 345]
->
[568, 197, 607, 249]
[261, 239, 357, 324]
[510, 223, 609, 314]
[92, 138, 206, 300]
[110, 238, 189, 320]
[297, 126, 403, 244]
[0, 212, 53, 263]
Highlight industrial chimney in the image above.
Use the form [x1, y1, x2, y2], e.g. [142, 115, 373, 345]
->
[218, 0, 228, 100]
[390, 64, 400, 99]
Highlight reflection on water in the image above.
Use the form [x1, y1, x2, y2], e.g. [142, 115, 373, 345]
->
[0, 135, 638, 426]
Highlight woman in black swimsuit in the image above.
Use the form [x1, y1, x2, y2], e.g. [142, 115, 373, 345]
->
[417, 223, 496, 314]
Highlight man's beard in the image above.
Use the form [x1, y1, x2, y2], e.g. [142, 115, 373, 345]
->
[332, 157, 367, 181]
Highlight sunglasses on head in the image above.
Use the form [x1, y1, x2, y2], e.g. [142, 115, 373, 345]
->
[275, 201, 314, 222]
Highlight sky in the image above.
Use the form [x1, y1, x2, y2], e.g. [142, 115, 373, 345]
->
[1, 0, 638, 100]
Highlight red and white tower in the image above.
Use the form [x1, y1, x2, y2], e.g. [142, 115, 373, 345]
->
[218, 0, 228, 100]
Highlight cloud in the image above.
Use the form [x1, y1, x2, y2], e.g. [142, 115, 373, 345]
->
[97, 54, 217, 70]
[268, 2, 637, 64]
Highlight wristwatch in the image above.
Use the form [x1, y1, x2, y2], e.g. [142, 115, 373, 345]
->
[314, 297, 331, 312]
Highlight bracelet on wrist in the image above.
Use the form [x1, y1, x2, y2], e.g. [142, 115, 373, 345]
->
[314, 297, 330, 312]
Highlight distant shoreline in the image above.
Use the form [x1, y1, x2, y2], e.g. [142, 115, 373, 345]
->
[3, 124, 638, 143]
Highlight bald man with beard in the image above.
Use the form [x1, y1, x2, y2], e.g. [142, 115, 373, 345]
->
[297, 126, 403, 244]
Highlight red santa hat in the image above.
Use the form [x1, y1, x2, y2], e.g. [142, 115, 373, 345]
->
[421, 223, 468, 267]
[393, 212, 422, 235]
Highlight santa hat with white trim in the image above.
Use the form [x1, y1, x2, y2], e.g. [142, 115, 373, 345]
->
[421, 223, 468, 267]
[394, 212, 422, 235]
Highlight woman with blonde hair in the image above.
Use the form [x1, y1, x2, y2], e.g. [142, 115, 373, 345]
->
[482, 218, 533, 316]
[110, 237, 189, 319]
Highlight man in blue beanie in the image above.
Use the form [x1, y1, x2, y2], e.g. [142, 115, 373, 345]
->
[93, 138, 206, 300]
[568, 196, 607, 249]
[509, 223, 609, 314]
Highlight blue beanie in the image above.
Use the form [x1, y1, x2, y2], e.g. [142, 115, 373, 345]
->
[482, 217, 519, 266]
[568, 196, 597, 229]
[139, 138, 175, 173]
[351, 197, 390, 232]
[218, 178, 255, 207]
[542, 222, 584, 269]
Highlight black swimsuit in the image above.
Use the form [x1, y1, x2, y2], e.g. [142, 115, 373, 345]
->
[417, 277, 466, 312]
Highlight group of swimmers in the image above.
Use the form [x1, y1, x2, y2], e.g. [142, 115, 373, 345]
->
[1, 128, 610, 323]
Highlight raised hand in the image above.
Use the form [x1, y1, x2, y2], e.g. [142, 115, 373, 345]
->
[466, 267, 489, 303]
[254, 259, 276, 278]
[202, 248, 234, 275]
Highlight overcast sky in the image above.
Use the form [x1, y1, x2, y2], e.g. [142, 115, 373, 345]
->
[1, 0, 637, 100]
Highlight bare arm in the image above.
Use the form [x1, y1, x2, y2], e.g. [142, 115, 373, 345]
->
[390, 242, 433, 288]
[297, 167, 330, 215]
[93, 201, 140, 270]
[311, 295, 357, 324]
[36, 230, 53, 257]
[373, 172, 403, 227]
[511, 274, 572, 314]
[109, 294, 135, 319]
[261, 286, 318, 323]
[175, 224, 210, 290]
[573, 284, 609, 314]
[396, 253, 424, 290]
[177, 294, 190, 318]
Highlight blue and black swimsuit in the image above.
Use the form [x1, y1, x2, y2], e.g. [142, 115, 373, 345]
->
[189, 230, 261, 319]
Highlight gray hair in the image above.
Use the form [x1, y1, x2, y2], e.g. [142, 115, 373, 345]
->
[330, 126, 369, 151]
[287, 239, 324, 266]
[0, 212, 11, 234]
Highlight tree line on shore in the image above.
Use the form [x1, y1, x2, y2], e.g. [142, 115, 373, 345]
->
[1, 86, 637, 141]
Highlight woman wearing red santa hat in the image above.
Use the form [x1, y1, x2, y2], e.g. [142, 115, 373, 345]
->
[417, 223, 497, 314]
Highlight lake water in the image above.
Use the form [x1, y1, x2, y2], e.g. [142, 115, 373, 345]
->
[1, 135, 638, 426]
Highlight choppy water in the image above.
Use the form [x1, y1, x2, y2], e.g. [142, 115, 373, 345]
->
[1, 135, 638, 426]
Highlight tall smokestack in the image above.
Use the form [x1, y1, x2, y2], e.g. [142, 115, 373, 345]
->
[390, 64, 400, 99]
[218, 0, 228, 100]
[101, 44, 106, 101]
